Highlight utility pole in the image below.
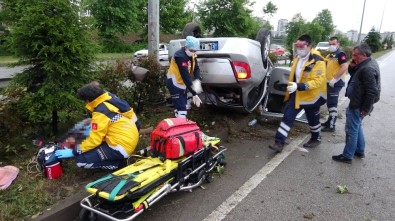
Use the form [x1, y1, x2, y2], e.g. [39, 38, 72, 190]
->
[148, 0, 159, 61]
[357, 0, 366, 43]
[378, 0, 386, 33]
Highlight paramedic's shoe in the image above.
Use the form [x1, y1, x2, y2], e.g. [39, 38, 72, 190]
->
[321, 125, 335, 132]
[268, 142, 284, 153]
[321, 119, 330, 127]
[303, 137, 321, 148]
[332, 154, 352, 164]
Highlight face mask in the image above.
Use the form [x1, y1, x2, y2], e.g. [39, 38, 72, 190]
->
[185, 49, 194, 57]
[329, 45, 337, 52]
[296, 49, 308, 58]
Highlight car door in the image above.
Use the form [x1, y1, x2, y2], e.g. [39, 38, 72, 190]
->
[261, 66, 308, 123]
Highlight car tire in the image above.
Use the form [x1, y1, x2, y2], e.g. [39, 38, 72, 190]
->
[255, 29, 271, 69]
[182, 22, 202, 38]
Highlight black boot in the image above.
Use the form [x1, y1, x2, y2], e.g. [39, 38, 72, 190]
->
[322, 116, 336, 132]
[321, 118, 330, 127]
[269, 142, 284, 153]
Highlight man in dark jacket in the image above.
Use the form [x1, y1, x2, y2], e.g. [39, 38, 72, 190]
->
[332, 43, 380, 164]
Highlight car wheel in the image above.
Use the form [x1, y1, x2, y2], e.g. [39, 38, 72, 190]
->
[255, 29, 271, 69]
[182, 22, 202, 38]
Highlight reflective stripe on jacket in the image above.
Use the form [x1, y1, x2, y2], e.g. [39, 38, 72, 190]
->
[81, 93, 139, 155]
[285, 51, 327, 109]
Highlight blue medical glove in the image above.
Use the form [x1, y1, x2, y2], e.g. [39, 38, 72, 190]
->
[83, 125, 91, 137]
[54, 149, 74, 159]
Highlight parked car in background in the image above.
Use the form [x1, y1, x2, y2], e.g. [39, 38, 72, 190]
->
[315, 42, 330, 51]
[134, 43, 169, 61]
[270, 44, 285, 56]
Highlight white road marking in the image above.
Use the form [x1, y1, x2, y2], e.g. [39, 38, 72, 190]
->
[203, 91, 350, 221]
[202, 135, 306, 221]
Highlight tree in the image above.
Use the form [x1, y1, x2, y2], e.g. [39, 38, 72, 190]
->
[198, 0, 258, 38]
[312, 9, 335, 41]
[158, 0, 192, 34]
[3, 0, 96, 134]
[382, 34, 394, 49]
[285, 14, 308, 51]
[364, 27, 382, 52]
[138, 0, 192, 38]
[86, 0, 143, 39]
[305, 21, 324, 45]
[262, 1, 278, 21]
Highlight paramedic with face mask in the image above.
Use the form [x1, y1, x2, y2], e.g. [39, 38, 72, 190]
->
[321, 36, 348, 132]
[269, 34, 327, 153]
[166, 36, 203, 118]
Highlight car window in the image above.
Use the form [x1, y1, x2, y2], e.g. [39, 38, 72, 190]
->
[317, 42, 329, 47]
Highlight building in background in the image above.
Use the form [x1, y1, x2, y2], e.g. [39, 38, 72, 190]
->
[346, 30, 359, 43]
[276, 19, 288, 37]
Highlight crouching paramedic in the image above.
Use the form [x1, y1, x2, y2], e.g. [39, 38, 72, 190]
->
[55, 83, 139, 170]
[166, 36, 203, 118]
[269, 34, 327, 153]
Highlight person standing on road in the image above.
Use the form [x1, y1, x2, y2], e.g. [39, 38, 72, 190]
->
[332, 43, 380, 164]
[321, 37, 349, 132]
[166, 36, 203, 118]
[269, 34, 327, 153]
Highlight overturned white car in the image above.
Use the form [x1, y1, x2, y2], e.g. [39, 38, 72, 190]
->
[168, 26, 306, 122]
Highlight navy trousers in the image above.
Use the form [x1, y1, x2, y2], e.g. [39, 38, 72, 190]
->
[166, 79, 188, 118]
[326, 80, 344, 117]
[75, 142, 125, 170]
[275, 93, 323, 144]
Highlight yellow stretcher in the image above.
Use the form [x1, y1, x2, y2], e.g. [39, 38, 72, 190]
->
[80, 137, 226, 221]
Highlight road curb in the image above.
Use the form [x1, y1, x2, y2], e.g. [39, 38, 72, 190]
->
[29, 190, 89, 221]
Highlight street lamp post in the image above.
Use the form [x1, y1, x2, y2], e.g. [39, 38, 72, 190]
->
[357, 0, 367, 43]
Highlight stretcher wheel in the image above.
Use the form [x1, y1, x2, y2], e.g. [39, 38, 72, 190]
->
[79, 208, 97, 221]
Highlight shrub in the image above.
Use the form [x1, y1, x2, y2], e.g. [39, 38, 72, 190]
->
[268, 52, 277, 64]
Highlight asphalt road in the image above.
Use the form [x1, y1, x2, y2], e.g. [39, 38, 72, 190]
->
[112, 51, 395, 221]
[16, 51, 395, 221]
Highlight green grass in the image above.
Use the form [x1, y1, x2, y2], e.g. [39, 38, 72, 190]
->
[0, 56, 18, 66]
[94, 53, 133, 61]
[372, 48, 392, 59]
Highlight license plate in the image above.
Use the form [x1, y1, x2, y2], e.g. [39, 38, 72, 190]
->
[200, 41, 218, 50]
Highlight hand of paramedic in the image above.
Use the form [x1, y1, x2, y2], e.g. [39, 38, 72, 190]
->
[55, 148, 74, 159]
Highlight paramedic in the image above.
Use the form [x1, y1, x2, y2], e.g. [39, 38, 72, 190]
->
[166, 36, 203, 118]
[269, 34, 327, 153]
[321, 37, 348, 132]
[54, 83, 139, 170]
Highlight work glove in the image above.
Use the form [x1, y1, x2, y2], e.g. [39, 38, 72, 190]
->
[287, 82, 297, 94]
[329, 78, 339, 87]
[191, 80, 203, 94]
[54, 148, 74, 159]
[192, 95, 202, 107]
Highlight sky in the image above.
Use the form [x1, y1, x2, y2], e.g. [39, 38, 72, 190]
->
[252, 0, 395, 34]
